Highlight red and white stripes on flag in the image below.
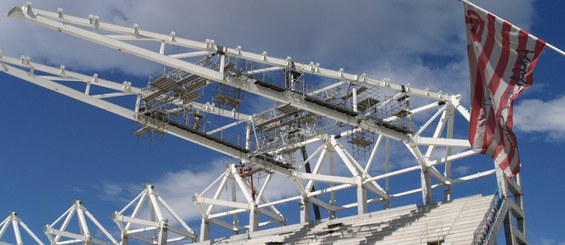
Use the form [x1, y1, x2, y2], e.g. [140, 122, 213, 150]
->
[464, 2, 545, 178]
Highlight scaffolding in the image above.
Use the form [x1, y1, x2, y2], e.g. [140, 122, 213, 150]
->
[347, 130, 375, 155]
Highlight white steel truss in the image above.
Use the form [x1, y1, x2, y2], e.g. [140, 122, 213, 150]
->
[44, 201, 116, 245]
[0, 36, 494, 243]
[113, 185, 196, 245]
[0, 2, 527, 244]
[7, 3, 447, 142]
[193, 165, 285, 241]
[0, 212, 44, 245]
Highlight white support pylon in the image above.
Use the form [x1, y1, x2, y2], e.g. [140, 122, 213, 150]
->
[113, 185, 196, 245]
[44, 201, 117, 245]
[0, 212, 45, 245]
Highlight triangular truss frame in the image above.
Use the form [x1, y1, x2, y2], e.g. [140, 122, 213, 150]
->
[193, 164, 285, 241]
[44, 201, 116, 245]
[113, 185, 196, 245]
[0, 212, 44, 245]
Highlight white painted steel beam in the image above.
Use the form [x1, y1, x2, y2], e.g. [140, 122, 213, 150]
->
[9, 5, 433, 142]
[415, 137, 471, 148]
[194, 197, 248, 210]
[428, 149, 477, 166]
[14, 4, 452, 102]
[113, 215, 160, 228]
[450, 169, 496, 184]
[0, 61, 294, 176]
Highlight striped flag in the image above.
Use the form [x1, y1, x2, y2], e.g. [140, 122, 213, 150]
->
[464, 2, 545, 178]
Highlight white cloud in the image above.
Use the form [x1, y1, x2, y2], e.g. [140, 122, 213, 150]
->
[514, 95, 565, 141]
[454, 165, 472, 175]
[98, 158, 230, 221]
[539, 239, 565, 245]
[96, 182, 141, 203]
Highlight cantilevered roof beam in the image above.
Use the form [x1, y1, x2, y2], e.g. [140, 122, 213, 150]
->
[8, 3, 453, 142]
[10, 4, 449, 101]
[0, 59, 291, 176]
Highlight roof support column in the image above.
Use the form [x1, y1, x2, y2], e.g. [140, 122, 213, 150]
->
[120, 235, 128, 245]
[299, 197, 311, 224]
[356, 185, 368, 215]
[420, 168, 433, 205]
[199, 219, 210, 242]
[444, 102, 456, 202]
[156, 220, 167, 245]
[248, 204, 259, 233]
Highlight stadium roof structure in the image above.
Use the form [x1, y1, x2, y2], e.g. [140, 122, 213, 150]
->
[1, 2, 529, 244]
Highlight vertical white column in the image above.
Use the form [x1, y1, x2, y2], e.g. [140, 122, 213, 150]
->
[444, 104, 455, 202]
[384, 138, 391, 209]
[157, 220, 167, 245]
[299, 197, 311, 224]
[249, 204, 259, 233]
[329, 143, 336, 218]
[352, 84, 358, 112]
[420, 169, 433, 205]
[231, 177, 239, 234]
[356, 185, 367, 215]
[199, 219, 210, 242]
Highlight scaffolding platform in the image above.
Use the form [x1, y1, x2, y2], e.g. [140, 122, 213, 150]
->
[143, 73, 208, 101]
[180, 91, 202, 104]
[357, 97, 380, 112]
[348, 136, 373, 148]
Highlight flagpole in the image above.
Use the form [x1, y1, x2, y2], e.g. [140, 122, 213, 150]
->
[545, 43, 565, 57]
[459, 0, 565, 57]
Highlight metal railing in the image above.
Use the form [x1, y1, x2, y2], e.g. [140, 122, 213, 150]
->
[472, 190, 505, 244]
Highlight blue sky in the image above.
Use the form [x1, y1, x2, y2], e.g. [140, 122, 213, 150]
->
[0, 0, 564, 244]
